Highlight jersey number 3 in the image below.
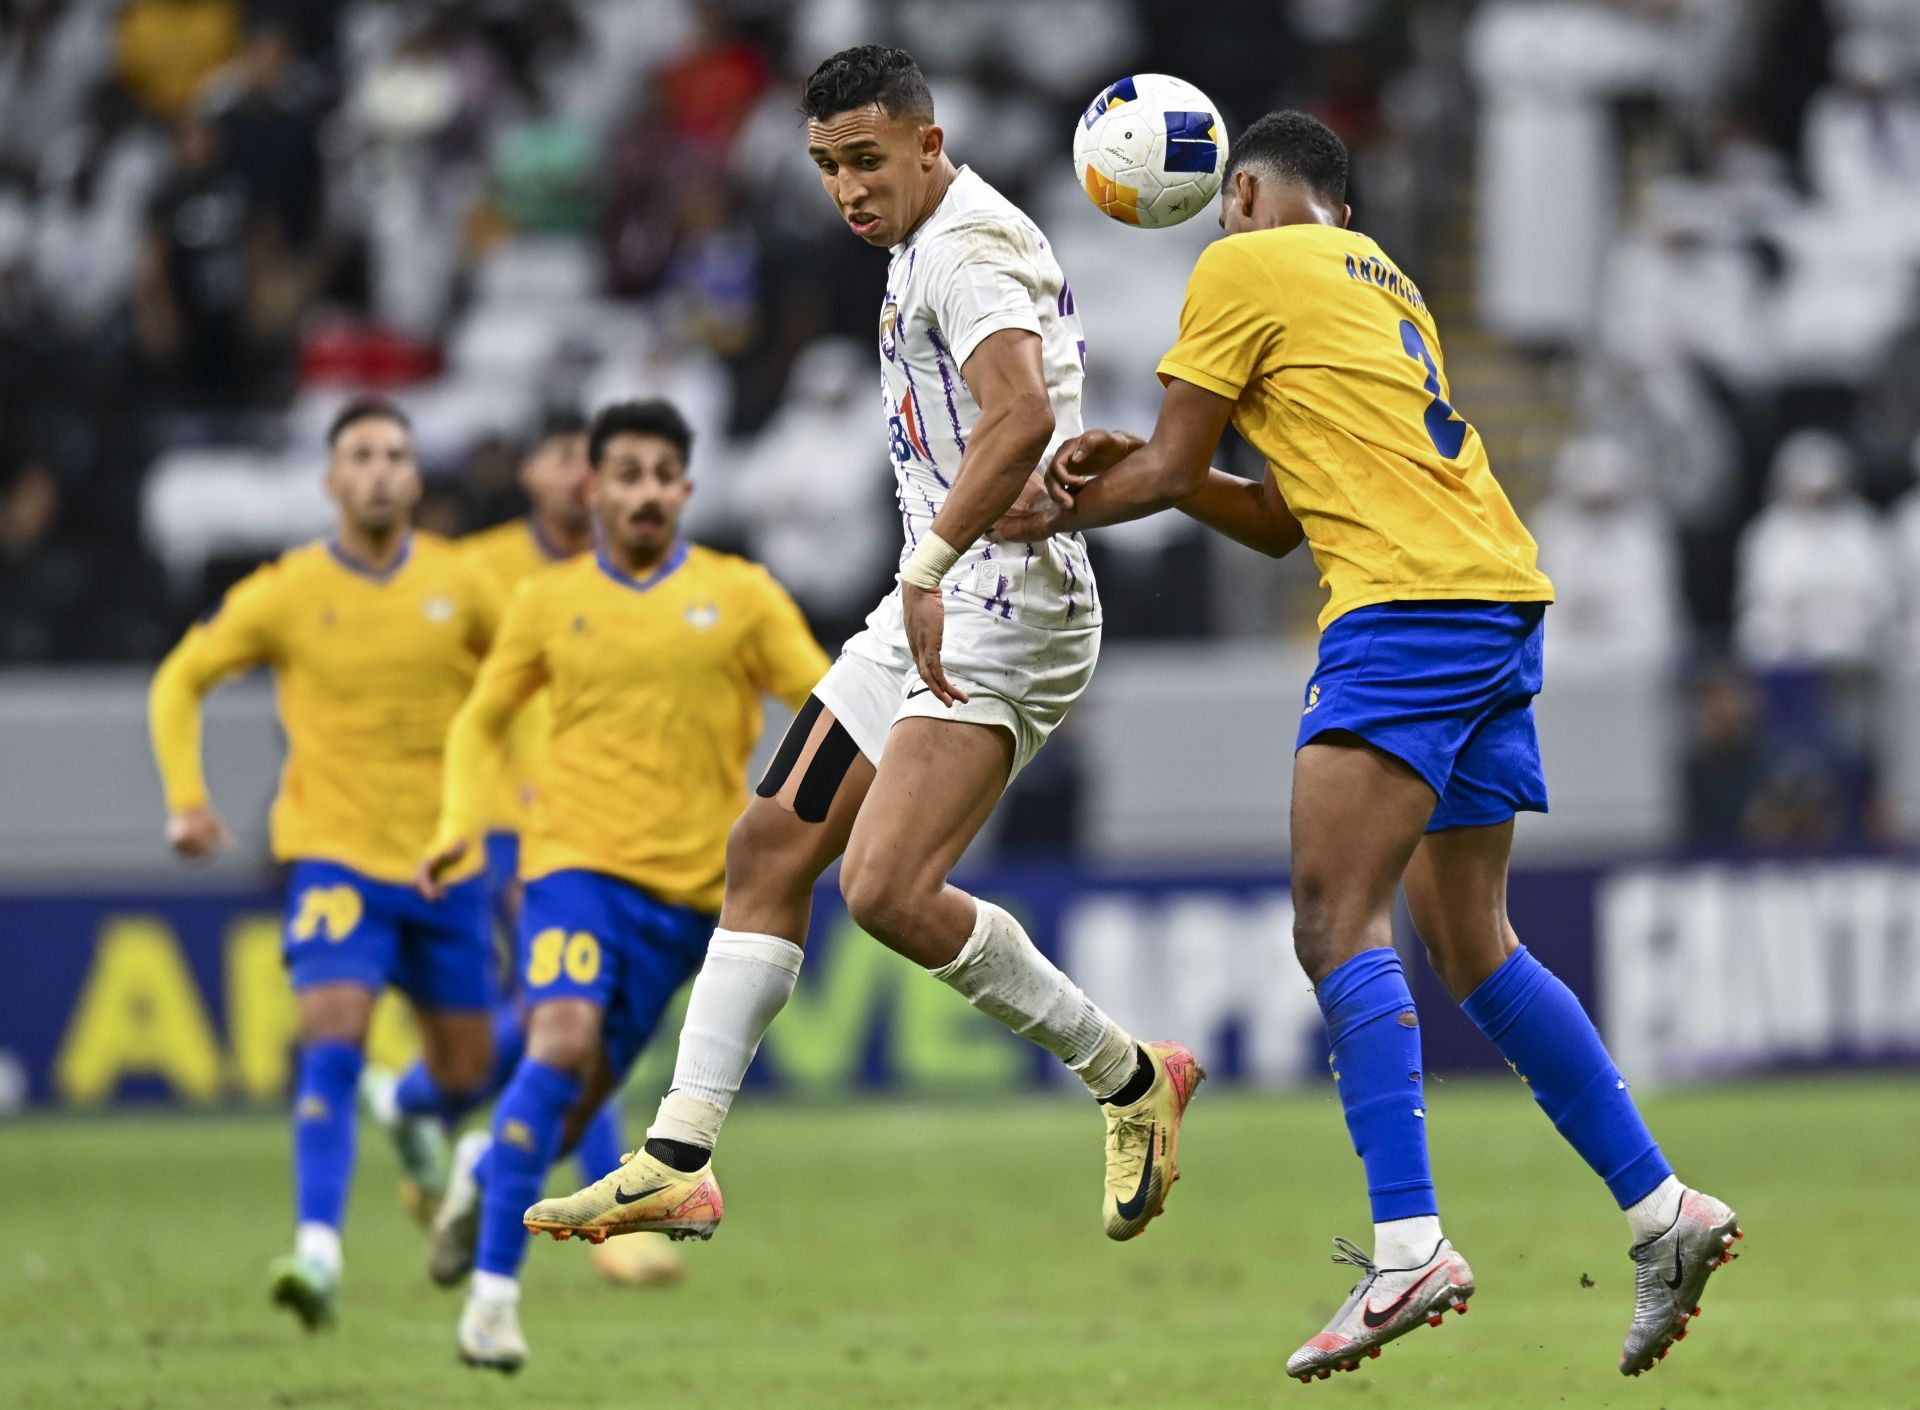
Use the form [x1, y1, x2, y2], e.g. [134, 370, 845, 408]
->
[1399, 320, 1468, 459]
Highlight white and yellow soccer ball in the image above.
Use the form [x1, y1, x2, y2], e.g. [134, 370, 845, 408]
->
[1072, 74, 1228, 229]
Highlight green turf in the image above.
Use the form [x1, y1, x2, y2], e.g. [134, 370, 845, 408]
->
[0, 1076, 1911, 1409]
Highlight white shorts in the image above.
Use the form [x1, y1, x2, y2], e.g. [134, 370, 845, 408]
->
[811, 592, 1100, 780]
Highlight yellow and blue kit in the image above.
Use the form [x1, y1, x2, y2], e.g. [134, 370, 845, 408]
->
[459, 517, 580, 911]
[1160, 225, 1556, 828]
[432, 542, 830, 1069]
[149, 535, 500, 1005]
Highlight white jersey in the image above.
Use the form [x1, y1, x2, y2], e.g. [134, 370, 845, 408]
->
[878, 167, 1100, 630]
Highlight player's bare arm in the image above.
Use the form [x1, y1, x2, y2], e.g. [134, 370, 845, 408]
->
[999, 379, 1300, 557]
[417, 665, 544, 900]
[1025, 426, 1305, 559]
[901, 325, 1055, 707]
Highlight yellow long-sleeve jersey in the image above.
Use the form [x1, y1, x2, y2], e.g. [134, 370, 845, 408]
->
[149, 536, 498, 884]
[432, 544, 831, 913]
[460, 518, 580, 833]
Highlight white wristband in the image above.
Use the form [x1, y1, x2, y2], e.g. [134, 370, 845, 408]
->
[900, 532, 962, 590]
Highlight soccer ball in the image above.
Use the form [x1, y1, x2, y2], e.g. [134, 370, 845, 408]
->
[1072, 74, 1228, 230]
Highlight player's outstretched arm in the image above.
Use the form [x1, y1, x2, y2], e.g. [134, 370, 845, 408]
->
[1040, 427, 1302, 559]
[150, 645, 232, 857]
[148, 575, 279, 858]
[1004, 378, 1233, 543]
[1174, 468, 1305, 559]
[417, 590, 548, 899]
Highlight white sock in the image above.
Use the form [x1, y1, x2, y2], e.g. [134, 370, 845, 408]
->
[1374, 1214, 1443, 1270]
[929, 898, 1138, 1098]
[361, 1067, 399, 1126]
[469, 1269, 519, 1305]
[648, 929, 803, 1152]
[1625, 1174, 1685, 1244]
[295, 1221, 342, 1280]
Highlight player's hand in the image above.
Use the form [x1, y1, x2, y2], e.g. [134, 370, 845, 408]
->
[1046, 429, 1145, 506]
[901, 582, 968, 707]
[415, 837, 469, 902]
[166, 804, 233, 859]
[993, 492, 1063, 543]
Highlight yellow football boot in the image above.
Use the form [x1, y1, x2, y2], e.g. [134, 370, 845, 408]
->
[524, 1148, 722, 1244]
[1102, 1040, 1205, 1241]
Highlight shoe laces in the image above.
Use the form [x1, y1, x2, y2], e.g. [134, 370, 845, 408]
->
[1105, 1107, 1155, 1189]
[1330, 1236, 1381, 1298]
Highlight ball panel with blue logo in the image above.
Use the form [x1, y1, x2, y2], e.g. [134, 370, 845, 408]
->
[1072, 73, 1228, 230]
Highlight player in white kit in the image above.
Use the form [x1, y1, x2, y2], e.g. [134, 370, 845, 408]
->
[521, 45, 1202, 1250]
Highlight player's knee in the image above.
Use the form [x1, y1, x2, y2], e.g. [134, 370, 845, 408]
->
[838, 855, 914, 946]
[524, 1004, 599, 1077]
[425, 1036, 494, 1095]
[1290, 878, 1344, 977]
[726, 803, 815, 903]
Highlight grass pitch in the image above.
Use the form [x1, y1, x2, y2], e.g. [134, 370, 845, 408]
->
[0, 1077, 1911, 1409]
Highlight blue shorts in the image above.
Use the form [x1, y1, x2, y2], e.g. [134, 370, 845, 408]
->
[518, 870, 715, 1077]
[1296, 600, 1550, 833]
[282, 860, 495, 1010]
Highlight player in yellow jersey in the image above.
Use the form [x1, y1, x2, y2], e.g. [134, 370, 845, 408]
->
[413, 399, 830, 1370]
[362, 409, 661, 1283]
[148, 399, 502, 1332]
[1002, 110, 1740, 1384]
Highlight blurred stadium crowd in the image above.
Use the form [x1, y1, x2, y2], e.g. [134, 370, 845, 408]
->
[0, 0, 1917, 855]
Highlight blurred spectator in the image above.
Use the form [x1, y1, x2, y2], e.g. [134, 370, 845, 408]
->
[1682, 666, 1770, 848]
[732, 339, 893, 646]
[653, 2, 770, 155]
[115, 0, 241, 120]
[1595, 178, 1777, 394]
[661, 181, 760, 358]
[341, 12, 485, 334]
[1802, 29, 1920, 213]
[1855, 285, 1920, 496]
[0, 461, 88, 661]
[0, 1, 116, 174]
[1733, 429, 1892, 669]
[30, 82, 170, 339]
[1531, 434, 1683, 675]
[203, 25, 325, 255]
[1888, 432, 1920, 654]
[136, 112, 256, 408]
[1743, 746, 1851, 853]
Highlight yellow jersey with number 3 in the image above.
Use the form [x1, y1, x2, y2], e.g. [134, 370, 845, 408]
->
[435, 544, 830, 912]
[149, 536, 498, 883]
[1156, 224, 1554, 630]
[461, 518, 577, 833]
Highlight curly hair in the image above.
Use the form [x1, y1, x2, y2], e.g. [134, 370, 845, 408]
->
[801, 45, 933, 123]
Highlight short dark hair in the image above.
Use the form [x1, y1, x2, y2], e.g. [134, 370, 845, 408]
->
[588, 399, 693, 468]
[327, 397, 410, 447]
[1226, 110, 1349, 205]
[801, 45, 933, 124]
[535, 407, 589, 445]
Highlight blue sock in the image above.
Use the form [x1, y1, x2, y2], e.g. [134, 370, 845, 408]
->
[474, 1059, 580, 1279]
[1315, 948, 1436, 1222]
[390, 1005, 522, 1126]
[1461, 945, 1671, 1208]
[574, 1100, 626, 1184]
[392, 1060, 489, 1127]
[293, 1040, 364, 1230]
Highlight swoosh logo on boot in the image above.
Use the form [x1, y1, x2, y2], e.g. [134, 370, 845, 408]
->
[1113, 1125, 1160, 1221]
[1361, 1265, 1443, 1329]
[1662, 1248, 1685, 1291]
[613, 1181, 671, 1205]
